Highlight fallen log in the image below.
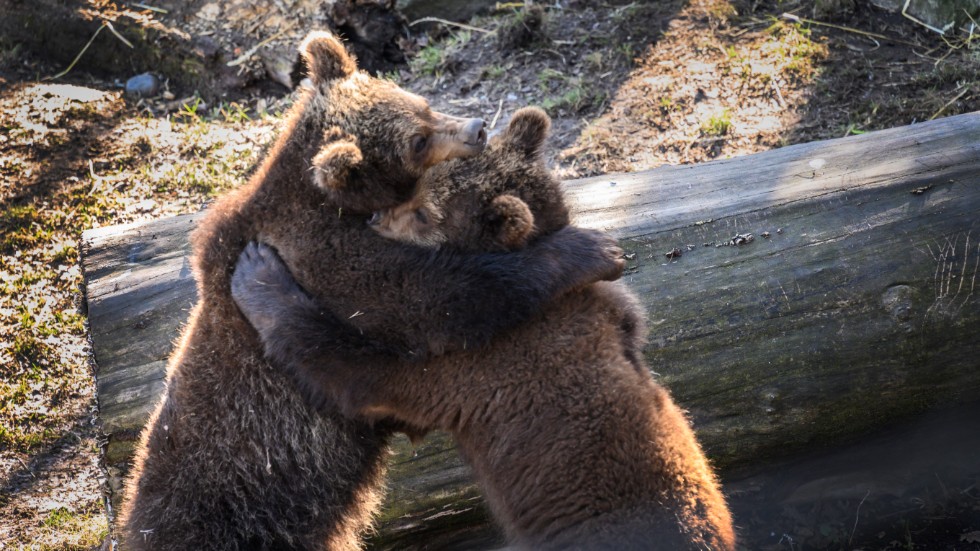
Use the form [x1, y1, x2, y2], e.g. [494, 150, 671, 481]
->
[81, 111, 980, 547]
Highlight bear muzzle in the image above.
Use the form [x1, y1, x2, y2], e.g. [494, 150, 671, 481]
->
[424, 114, 487, 167]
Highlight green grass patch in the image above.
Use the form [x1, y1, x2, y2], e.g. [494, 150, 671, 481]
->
[1, 204, 53, 252]
[483, 64, 507, 80]
[32, 507, 109, 550]
[150, 149, 254, 197]
[42, 507, 75, 529]
[0, 424, 60, 453]
[537, 68, 567, 90]
[701, 109, 732, 136]
[412, 44, 448, 76]
[763, 19, 828, 79]
[542, 87, 584, 114]
[409, 31, 473, 77]
[540, 74, 605, 116]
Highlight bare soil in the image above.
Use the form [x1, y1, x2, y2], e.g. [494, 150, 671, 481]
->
[1, 0, 977, 548]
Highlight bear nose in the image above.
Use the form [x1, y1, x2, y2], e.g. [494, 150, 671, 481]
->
[463, 118, 487, 147]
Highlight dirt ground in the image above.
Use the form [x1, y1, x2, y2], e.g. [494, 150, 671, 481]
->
[1, 0, 978, 548]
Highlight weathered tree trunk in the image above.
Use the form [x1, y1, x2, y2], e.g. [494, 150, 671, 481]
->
[81, 111, 980, 548]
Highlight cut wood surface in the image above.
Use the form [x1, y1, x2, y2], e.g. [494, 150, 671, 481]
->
[81, 112, 980, 548]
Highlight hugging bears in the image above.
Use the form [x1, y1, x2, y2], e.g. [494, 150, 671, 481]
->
[231, 108, 736, 550]
[118, 32, 623, 549]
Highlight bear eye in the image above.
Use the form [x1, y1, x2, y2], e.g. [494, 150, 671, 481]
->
[411, 134, 428, 155]
[415, 209, 429, 225]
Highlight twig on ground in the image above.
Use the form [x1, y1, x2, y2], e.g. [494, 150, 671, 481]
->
[929, 86, 971, 120]
[45, 19, 135, 81]
[104, 21, 134, 49]
[771, 78, 786, 108]
[132, 3, 168, 14]
[408, 17, 495, 35]
[227, 30, 289, 67]
[87, 160, 105, 197]
[902, 0, 954, 35]
[849, 489, 871, 545]
[932, 11, 979, 63]
[17, 457, 36, 480]
[45, 24, 107, 81]
[781, 13, 923, 48]
[544, 49, 566, 64]
[490, 98, 504, 130]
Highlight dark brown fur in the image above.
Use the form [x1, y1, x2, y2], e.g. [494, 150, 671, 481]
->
[119, 33, 625, 550]
[369, 108, 564, 253]
[232, 109, 735, 550]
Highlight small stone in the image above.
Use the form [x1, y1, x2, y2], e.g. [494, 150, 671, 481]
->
[197, 2, 220, 21]
[125, 73, 160, 98]
[193, 35, 220, 59]
[162, 91, 175, 101]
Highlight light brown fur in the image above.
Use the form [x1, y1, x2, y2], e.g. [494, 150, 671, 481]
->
[233, 109, 735, 549]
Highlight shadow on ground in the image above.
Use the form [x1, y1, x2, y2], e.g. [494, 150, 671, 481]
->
[726, 400, 980, 550]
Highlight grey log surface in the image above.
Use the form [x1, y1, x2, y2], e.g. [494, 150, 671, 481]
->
[82, 112, 980, 548]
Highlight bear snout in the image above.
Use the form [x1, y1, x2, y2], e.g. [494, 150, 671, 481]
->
[462, 118, 487, 148]
[427, 114, 487, 165]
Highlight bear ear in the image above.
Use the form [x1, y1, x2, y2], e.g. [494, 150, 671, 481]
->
[502, 107, 551, 159]
[299, 31, 358, 85]
[488, 195, 535, 250]
[311, 129, 363, 192]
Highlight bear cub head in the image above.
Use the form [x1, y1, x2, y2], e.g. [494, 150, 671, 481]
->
[367, 107, 568, 252]
[298, 31, 488, 213]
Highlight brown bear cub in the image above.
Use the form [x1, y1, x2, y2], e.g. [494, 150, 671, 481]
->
[232, 108, 736, 550]
[119, 32, 625, 550]
[367, 108, 568, 253]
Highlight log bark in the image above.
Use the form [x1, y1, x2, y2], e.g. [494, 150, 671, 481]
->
[81, 111, 980, 548]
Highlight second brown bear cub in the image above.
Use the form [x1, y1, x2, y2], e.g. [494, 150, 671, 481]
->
[367, 108, 568, 254]
[233, 109, 736, 550]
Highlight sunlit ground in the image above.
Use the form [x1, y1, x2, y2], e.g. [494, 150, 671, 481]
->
[0, 0, 977, 546]
[562, 0, 827, 173]
[0, 81, 283, 548]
